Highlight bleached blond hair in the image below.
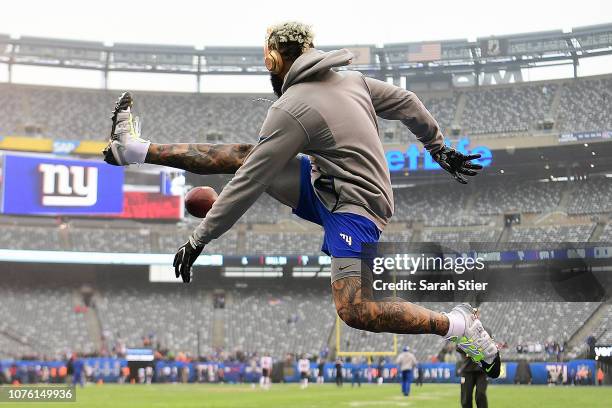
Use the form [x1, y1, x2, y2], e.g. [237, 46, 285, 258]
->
[266, 21, 314, 53]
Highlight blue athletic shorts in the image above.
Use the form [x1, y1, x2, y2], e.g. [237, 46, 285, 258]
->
[292, 156, 381, 258]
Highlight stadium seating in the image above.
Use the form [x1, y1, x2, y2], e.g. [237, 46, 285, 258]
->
[566, 178, 612, 215]
[479, 302, 600, 360]
[0, 84, 268, 144]
[379, 230, 413, 243]
[474, 181, 564, 215]
[0, 178, 610, 255]
[556, 77, 612, 133]
[600, 222, 612, 242]
[421, 227, 501, 243]
[460, 84, 558, 135]
[240, 194, 289, 224]
[508, 224, 595, 242]
[69, 227, 153, 253]
[223, 287, 335, 357]
[0, 283, 94, 359]
[158, 228, 238, 255]
[596, 304, 612, 345]
[0, 269, 606, 362]
[95, 283, 213, 357]
[0, 332, 37, 361]
[244, 230, 323, 255]
[377, 93, 458, 142]
[0, 225, 64, 251]
[1, 74, 611, 144]
[392, 186, 477, 225]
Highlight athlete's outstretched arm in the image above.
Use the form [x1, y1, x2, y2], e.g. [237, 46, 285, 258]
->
[174, 108, 308, 282]
[363, 76, 445, 153]
[363, 77, 482, 184]
[332, 276, 449, 336]
[145, 143, 254, 175]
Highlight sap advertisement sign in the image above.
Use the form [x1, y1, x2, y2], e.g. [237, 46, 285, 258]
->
[385, 138, 492, 173]
[1, 153, 124, 215]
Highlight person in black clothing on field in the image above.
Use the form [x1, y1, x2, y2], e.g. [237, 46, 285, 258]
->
[456, 322, 494, 408]
[335, 358, 343, 387]
[317, 358, 325, 384]
[416, 364, 423, 386]
[457, 349, 488, 408]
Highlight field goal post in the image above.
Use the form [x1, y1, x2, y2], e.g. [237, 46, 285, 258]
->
[335, 261, 400, 359]
[335, 315, 398, 359]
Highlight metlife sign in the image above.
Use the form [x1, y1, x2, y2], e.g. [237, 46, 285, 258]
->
[1, 153, 124, 215]
[385, 137, 493, 172]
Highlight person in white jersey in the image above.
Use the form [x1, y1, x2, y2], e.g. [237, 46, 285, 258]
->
[298, 355, 311, 389]
[260, 354, 273, 390]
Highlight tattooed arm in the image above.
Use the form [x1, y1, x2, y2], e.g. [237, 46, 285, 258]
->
[145, 143, 254, 175]
[332, 276, 449, 336]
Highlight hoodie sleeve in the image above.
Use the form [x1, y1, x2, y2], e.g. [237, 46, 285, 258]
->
[363, 76, 445, 153]
[190, 107, 308, 247]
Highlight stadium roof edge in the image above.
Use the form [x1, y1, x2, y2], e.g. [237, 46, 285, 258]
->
[4, 25, 612, 79]
[113, 42, 196, 52]
[203, 46, 261, 51]
[4, 22, 610, 54]
[572, 22, 612, 33]
[18, 36, 105, 48]
[319, 43, 377, 48]
[476, 29, 565, 41]
[383, 38, 470, 47]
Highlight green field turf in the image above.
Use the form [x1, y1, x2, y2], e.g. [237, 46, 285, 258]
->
[12, 383, 612, 408]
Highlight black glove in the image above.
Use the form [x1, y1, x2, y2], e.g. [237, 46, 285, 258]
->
[173, 241, 204, 283]
[431, 146, 483, 184]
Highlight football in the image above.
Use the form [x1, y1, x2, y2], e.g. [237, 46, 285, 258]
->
[184, 186, 218, 218]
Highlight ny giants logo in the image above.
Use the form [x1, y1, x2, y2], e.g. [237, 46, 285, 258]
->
[38, 164, 98, 207]
[339, 233, 352, 246]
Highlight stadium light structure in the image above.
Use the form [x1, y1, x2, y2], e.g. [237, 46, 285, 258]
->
[1, 23, 612, 91]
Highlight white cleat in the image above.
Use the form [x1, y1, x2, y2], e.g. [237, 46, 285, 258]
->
[103, 91, 150, 166]
[446, 303, 501, 378]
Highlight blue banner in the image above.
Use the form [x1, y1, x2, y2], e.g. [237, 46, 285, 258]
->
[0, 358, 125, 383]
[309, 362, 457, 383]
[0, 359, 597, 384]
[559, 130, 611, 143]
[1, 153, 124, 215]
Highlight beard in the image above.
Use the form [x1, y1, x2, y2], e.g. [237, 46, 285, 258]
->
[270, 73, 284, 98]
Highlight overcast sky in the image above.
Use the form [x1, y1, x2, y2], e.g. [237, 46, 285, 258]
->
[2, 0, 612, 91]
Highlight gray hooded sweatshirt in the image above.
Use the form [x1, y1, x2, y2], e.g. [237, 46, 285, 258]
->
[191, 48, 445, 247]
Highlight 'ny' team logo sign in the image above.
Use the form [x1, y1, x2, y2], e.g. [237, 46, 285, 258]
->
[39, 164, 98, 207]
[1, 153, 124, 215]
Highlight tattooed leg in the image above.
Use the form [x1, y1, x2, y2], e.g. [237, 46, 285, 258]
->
[145, 143, 254, 175]
[332, 276, 450, 336]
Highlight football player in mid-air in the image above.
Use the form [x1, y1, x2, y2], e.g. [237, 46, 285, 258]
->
[103, 21, 500, 377]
